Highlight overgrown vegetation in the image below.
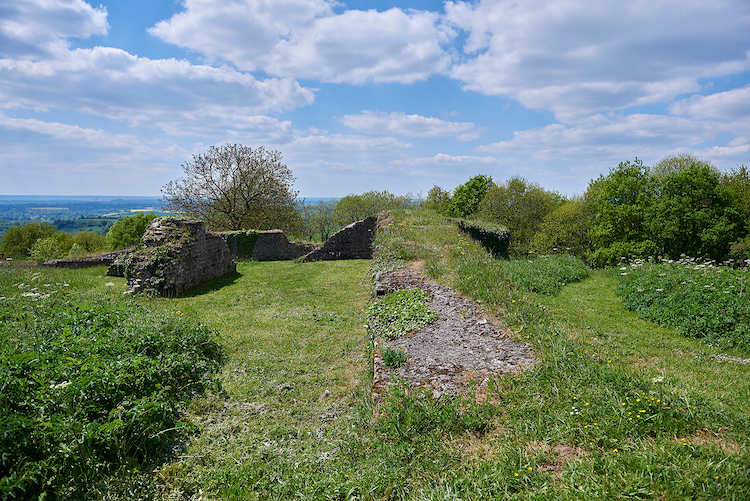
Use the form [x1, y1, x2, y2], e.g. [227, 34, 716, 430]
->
[0, 269, 222, 499]
[367, 288, 438, 340]
[616, 257, 750, 351]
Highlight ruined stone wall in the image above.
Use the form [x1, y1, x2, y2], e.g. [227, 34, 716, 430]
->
[42, 250, 129, 269]
[303, 216, 376, 262]
[252, 230, 317, 261]
[124, 218, 236, 296]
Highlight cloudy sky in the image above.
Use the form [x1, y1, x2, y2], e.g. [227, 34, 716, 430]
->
[1, 0, 749, 197]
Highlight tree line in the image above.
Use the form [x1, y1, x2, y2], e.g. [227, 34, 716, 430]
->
[427, 154, 750, 266]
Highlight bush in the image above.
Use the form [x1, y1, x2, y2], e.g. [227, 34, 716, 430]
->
[497, 255, 590, 295]
[30, 236, 64, 262]
[0, 221, 56, 259]
[616, 258, 750, 351]
[105, 212, 158, 251]
[455, 219, 510, 258]
[0, 294, 223, 499]
[447, 174, 492, 219]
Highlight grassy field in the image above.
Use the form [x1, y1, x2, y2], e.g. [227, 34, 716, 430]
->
[1, 208, 749, 499]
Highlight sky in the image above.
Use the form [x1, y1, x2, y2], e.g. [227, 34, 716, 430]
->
[1, 0, 749, 198]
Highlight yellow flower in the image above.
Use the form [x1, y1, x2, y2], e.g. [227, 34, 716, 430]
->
[514, 472, 519, 477]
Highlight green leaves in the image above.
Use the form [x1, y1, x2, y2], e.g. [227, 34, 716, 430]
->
[367, 288, 438, 340]
[0, 294, 223, 499]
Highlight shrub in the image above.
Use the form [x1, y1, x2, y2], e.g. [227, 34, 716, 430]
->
[29, 236, 64, 262]
[447, 174, 493, 219]
[0, 294, 223, 499]
[0, 221, 56, 259]
[105, 212, 158, 251]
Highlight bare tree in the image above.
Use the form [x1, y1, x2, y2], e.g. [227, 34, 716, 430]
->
[161, 144, 300, 231]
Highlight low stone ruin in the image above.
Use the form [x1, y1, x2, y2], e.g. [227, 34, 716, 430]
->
[120, 218, 236, 296]
[221, 229, 317, 261]
[303, 216, 376, 261]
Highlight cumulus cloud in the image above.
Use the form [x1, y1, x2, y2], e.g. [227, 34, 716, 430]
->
[150, 0, 452, 83]
[669, 86, 750, 121]
[340, 111, 480, 141]
[0, 46, 315, 135]
[444, 0, 750, 120]
[476, 114, 724, 162]
[0, 0, 108, 58]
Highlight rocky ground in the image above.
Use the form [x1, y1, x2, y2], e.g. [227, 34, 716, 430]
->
[372, 263, 537, 401]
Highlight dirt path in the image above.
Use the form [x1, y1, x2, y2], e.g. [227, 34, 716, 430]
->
[372, 264, 536, 401]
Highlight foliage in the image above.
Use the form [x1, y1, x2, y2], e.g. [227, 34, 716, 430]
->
[0, 293, 222, 500]
[531, 197, 594, 258]
[498, 255, 590, 295]
[423, 185, 452, 215]
[367, 288, 438, 340]
[455, 219, 510, 258]
[722, 164, 750, 222]
[105, 212, 158, 251]
[29, 236, 64, 262]
[650, 153, 718, 181]
[616, 258, 750, 351]
[161, 144, 299, 232]
[476, 176, 564, 256]
[0, 221, 56, 258]
[382, 347, 409, 368]
[71, 229, 106, 254]
[334, 190, 415, 226]
[646, 164, 743, 261]
[299, 199, 338, 242]
[446, 174, 493, 219]
[586, 159, 658, 266]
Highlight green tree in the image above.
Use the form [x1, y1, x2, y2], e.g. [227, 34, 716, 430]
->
[72, 230, 106, 253]
[161, 144, 300, 231]
[531, 197, 593, 258]
[476, 176, 563, 256]
[30, 237, 64, 262]
[586, 159, 657, 266]
[651, 153, 718, 182]
[0, 221, 56, 259]
[447, 175, 493, 219]
[334, 191, 414, 226]
[424, 185, 452, 215]
[647, 164, 743, 260]
[300, 200, 338, 242]
[105, 213, 158, 251]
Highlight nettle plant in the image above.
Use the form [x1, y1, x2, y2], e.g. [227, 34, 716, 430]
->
[366, 288, 438, 340]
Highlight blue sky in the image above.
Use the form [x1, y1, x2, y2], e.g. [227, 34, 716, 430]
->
[1, 0, 749, 198]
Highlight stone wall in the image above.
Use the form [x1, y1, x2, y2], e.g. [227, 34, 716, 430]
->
[303, 216, 376, 262]
[42, 250, 129, 269]
[124, 218, 236, 296]
[252, 230, 318, 261]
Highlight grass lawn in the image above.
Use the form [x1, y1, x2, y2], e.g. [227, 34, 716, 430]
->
[2, 210, 749, 499]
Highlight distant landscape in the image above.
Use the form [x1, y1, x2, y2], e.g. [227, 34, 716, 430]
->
[0, 196, 335, 237]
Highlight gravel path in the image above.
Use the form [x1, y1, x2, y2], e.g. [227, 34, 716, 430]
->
[372, 264, 536, 401]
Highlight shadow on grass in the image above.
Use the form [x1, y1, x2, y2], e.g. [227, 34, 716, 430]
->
[176, 270, 243, 298]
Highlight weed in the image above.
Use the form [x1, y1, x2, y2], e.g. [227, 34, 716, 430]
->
[367, 288, 438, 340]
[382, 346, 409, 368]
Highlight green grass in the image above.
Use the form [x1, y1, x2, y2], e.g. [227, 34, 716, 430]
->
[2, 209, 749, 500]
[615, 257, 750, 350]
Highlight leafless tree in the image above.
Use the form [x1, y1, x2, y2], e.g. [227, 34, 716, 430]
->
[161, 144, 299, 231]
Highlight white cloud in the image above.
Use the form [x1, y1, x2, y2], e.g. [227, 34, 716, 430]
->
[444, 0, 750, 120]
[0, 0, 108, 58]
[391, 153, 502, 166]
[284, 131, 412, 158]
[669, 86, 750, 121]
[340, 111, 480, 141]
[476, 114, 724, 162]
[150, 0, 451, 84]
[0, 46, 315, 135]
